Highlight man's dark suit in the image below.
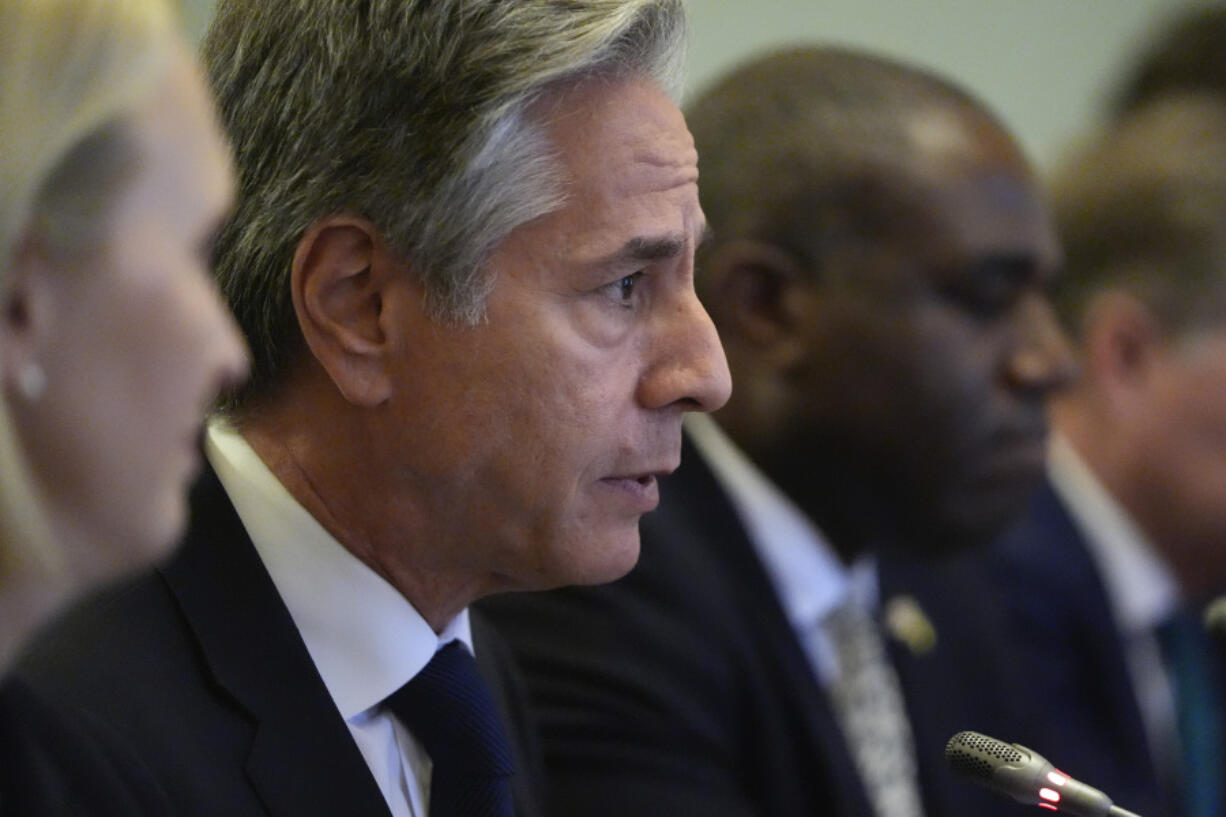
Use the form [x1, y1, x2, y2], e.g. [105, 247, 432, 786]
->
[14, 464, 543, 817]
[480, 436, 1036, 817]
[988, 477, 1208, 817]
[0, 676, 173, 817]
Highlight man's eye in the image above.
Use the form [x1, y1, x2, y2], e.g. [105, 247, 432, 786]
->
[948, 280, 1014, 319]
[942, 257, 1032, 320]
[602, 272, 644, 307]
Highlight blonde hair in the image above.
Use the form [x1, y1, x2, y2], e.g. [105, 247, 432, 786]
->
[0, 0, 175, 607]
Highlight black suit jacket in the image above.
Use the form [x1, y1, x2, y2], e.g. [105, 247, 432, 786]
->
[987, 477, 1192, 817]
[14, 464, 543, 817]
[0, 676, 175, 817]
[480, 436, 1035, 817]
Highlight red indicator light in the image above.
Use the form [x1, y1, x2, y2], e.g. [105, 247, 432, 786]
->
[1039, 804, 1058, 811]
[1047, 771, 1068, 787]
[1039, 788, 1061, 803]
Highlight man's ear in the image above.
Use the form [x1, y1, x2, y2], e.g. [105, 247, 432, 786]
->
[0, 234, 56, 396]
[704, 240, 815, 367]
[1081, 289, 1163, 407]
[291, 216, 401, 407]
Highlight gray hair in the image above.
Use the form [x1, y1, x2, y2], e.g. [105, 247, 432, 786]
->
[203, 0, 686, 411]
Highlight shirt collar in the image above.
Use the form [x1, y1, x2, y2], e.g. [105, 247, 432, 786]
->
[1047, 432, 1180, 634]
[205, 420, 473, 720]
[685, 414, 859, 629]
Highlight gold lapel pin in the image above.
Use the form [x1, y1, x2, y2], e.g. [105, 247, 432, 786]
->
[884, 595, 937, 656]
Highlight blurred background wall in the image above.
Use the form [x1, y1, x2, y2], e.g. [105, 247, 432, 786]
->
[179, 0, 1216, 171]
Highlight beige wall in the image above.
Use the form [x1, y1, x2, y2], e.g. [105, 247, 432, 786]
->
[181, 0, 1215, 170]
[685, 0, 1215, 171]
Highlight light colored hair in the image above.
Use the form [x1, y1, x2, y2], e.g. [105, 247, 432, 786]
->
[0, 0, 175, 592]
[202, 0, 687, 412]
[1050, 92, 1226, 336]
[0, 0, 174, 266]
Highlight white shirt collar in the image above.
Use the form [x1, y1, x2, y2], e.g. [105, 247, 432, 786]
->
[1047, 432, 1180, 635]
[685, 414, 864, 629]
[205, 420, 473, 721]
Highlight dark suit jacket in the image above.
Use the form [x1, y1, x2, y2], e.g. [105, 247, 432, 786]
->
[987, 477, 1192, 817]
[14, 463, 543, 817]
[0, 676, 173, 817]
[480, 436, 1036, 817]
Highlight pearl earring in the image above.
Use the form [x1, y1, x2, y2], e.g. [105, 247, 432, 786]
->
[16, 363, 45, 401]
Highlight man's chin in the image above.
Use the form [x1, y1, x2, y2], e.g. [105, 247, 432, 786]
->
[555, 525, 644, 588]
[486, 525, 643, 596]
[572, 527, 643, 586]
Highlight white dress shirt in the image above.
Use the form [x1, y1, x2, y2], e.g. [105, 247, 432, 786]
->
[1047, 432, 1181, 777]
[685, 414, 878, 686]
[207, 421, 473, 817]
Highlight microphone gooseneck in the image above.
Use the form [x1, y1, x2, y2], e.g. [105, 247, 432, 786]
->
[944, 731, 1145, 817]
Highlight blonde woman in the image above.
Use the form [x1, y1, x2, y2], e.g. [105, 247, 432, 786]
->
[0, 0, 246, 807]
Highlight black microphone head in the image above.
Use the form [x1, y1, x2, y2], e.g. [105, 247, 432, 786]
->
[945, 730, 1027, 783]
[945, 731, 1118, 817]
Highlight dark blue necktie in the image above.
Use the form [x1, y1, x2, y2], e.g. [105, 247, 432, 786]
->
[386, 641, 515, 817]
[1157, 607, 1225, 817]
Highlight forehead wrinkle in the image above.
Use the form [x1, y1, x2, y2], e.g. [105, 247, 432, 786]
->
[632, 142, 698, 180]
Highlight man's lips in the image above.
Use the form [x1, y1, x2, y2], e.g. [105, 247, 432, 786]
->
[598, 470, 671, 512]
[977, 430, 1048, 483]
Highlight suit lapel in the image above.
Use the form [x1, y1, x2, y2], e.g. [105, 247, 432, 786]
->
[982, 480, 1174, 816]
[1031, 482, 1161, 782]
[879, 553, 1036, 817]
[665, 438, 876, 817]
[162, 465, 392, 817]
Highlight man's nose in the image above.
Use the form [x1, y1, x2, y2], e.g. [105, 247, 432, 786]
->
[637, 287, 732, 413]
[1006, 291, 1079, 394]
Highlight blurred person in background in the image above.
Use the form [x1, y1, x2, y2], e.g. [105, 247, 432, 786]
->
[1112, 4, 1226, 117]
[484, 45, 1075, 817]
[0, 0, 247, 811]
[990, 93, 1226, 817]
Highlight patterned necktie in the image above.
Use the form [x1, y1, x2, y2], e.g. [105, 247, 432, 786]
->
[824, 597, 926, 817]
[1156, 607, 1225, 817]
[385, 642, 516, 817]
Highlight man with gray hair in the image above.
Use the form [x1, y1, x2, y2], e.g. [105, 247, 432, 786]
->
[15, 2, 730, 816]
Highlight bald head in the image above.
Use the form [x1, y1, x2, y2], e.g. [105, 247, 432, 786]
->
[687, 46, 1024, 280]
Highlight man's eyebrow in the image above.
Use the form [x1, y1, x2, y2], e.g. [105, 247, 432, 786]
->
[604, 225, 711, 268]
[975, 252, 1045, 283]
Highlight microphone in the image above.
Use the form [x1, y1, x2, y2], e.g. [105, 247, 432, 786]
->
[944, 731, 1145, 817]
